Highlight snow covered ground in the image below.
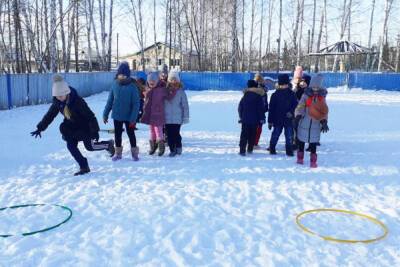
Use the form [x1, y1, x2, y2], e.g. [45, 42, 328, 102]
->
[0, 88, 399, 266]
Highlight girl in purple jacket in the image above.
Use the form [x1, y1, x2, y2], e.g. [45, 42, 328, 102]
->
[140, 72, 170, 156]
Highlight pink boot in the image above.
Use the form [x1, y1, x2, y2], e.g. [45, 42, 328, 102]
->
[310, 153, 318, 168]
[296, 151, 304, 165]
[112, 146, 123, 161]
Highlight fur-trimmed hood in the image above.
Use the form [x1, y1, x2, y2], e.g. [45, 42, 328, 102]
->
[243, 87, 265, 96]
[304, 87, 328, 97]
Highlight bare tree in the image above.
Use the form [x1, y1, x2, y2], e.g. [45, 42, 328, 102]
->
[129, 0, 146, 71]
[378, 0, 393, 72]
[248, 0, 255, 71]
[365, 0, 376, 70]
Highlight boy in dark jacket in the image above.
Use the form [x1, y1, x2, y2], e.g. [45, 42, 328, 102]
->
[31, 75, 115, 175]
[268, 74, 298, 156]
[238, 80, 266, 156]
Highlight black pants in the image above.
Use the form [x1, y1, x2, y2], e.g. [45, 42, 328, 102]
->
[239, 124, 257, 153]
[298, 140, 317, 153]
[165, 124, 182, 151]
[61, 122, 109, 168]
[114, 120, 136, 147]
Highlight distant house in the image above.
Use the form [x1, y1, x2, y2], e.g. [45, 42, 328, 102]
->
[119, 42, 198, 71]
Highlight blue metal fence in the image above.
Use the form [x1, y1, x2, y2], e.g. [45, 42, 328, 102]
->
[1, 71, 400, 110]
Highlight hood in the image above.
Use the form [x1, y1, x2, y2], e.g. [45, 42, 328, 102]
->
[243, 87, 265, 96]
[304, 87, 328, 97]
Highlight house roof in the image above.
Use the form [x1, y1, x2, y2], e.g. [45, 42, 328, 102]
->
[120, 42, 198, 58]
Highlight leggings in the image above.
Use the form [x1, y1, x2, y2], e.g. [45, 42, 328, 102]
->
[114, 120, 136, 147]
[150, 125, 163, 141]
[298, 140, 317, 153]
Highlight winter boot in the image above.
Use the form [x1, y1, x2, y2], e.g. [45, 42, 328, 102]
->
[112, 146, 123, 161]
[158, 140, 166, 156]
[176, 147, 182, 155]
[131, 147, 139, 161]
[107, 139, 115, 157]
[74, 159, 90, 176]
[149, 140, 158, 155]
[168, 145, 177, 157]
[74, 167, 90, 176]
[269, 144, 277, 155]
[296, 151, 304, 164]
[286, 145, 294, 157]
[310, 153, 318, 168]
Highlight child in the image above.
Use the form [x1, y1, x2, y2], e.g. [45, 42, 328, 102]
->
[295, 73, 329, 168]
[253, 73, 269, 149]
[268, 74, 298, 156]
[136, 77, 146, 125]
[238, 80, 266, 156]
[140, 72, 170, 156]
[164, 72, 190, 157]
[31, 74, 115, 176]
[103, 62, 141, 161]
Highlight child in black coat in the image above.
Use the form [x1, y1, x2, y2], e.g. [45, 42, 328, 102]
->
[31, 75, 115, 175]
[238, 80, 266, 156]
[268, 74, 298, 156]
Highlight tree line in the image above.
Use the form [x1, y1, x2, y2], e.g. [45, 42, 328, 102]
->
[0, 0, 399, 74]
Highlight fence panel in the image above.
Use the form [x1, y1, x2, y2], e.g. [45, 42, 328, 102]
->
[2, 71, 400, 110]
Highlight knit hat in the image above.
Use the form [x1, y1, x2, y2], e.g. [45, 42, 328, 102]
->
[52, 74, 71, 97]
[302, 74, 311, 86]
[293, 66, 303, 79]
[278, 74, 290, 85]
[168, 71, 180, 83]
[254, 73, 264, 83]
[117, 61, 131, 77]
[161, 64, 168, 75]
[309, 74, 324, 89]
[247, 80, 258, 88]
[147, 72, 160, 83]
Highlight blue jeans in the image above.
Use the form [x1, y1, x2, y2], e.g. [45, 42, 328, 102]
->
[269, 125, 293, 149]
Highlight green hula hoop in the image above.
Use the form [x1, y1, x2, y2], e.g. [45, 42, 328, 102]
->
[296, 208, 389, 244]
[0, 204, 73, 238]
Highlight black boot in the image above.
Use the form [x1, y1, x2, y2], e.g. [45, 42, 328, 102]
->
[269, 145, 277, 155]
[74, 159, 90, 176]
[107, 139, 115, 157]
[168, 145, 177, 157]
[149, 140, 158, 155]
[74, 167, 91, 176]
[286, 145, 294, 157]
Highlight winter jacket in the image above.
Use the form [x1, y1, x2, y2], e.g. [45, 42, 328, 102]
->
[103, 78, 140, 123]
[164, 87, 190, 125]
[268, 87, 298, 127]
[295, 87, 328, 143]
[238, 87, 266, 125]
[37, 87, 100, 140]
[140, 83, 169, 126]
[293, 84, 305, 101]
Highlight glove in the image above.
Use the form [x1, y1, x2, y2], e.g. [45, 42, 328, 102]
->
[30, 129, 42, 138]
[91, 131, 100, 141]
[260, 119, 266, 125]
[129, 122, 136, 129]
[294, 115, 301, 130]
[268, 123, 273, 130]
[320, 119, 329, 133]
[103, 117, 108, 124]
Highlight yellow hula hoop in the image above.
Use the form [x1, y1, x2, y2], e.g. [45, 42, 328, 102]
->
[295, 208, 389, 244]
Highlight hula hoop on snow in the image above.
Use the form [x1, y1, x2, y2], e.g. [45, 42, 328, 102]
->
[0, 204, 73, 238]
[295, 208, 388, 244]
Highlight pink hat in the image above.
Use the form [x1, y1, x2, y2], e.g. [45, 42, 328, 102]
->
[293, 66, 303, 79]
